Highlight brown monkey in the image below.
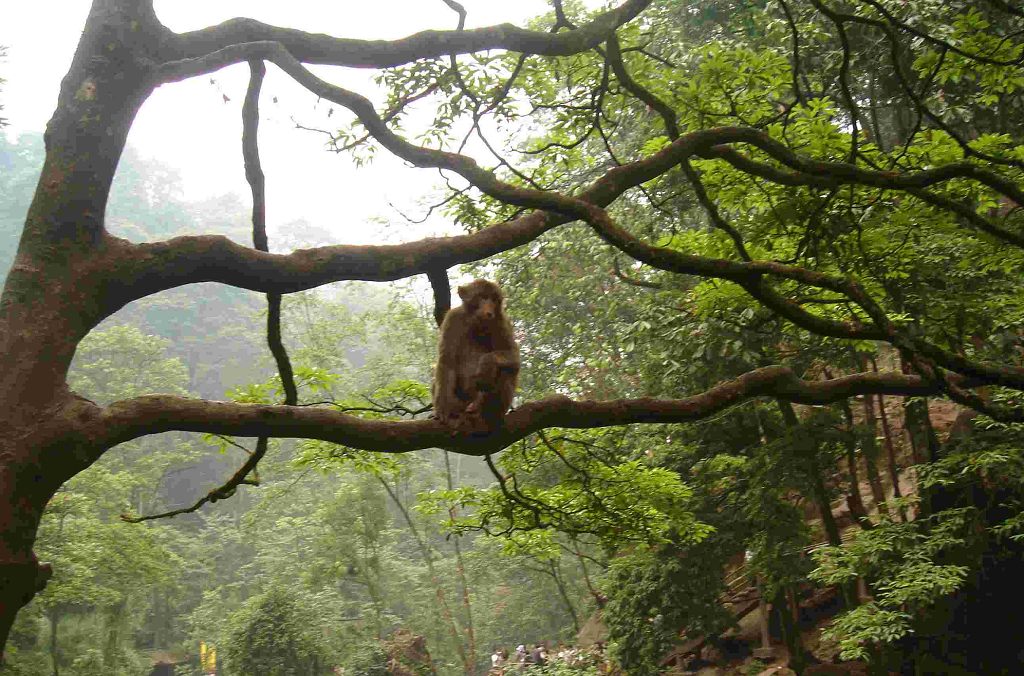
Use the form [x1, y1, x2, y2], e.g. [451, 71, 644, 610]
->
[433, 279, 519, 433]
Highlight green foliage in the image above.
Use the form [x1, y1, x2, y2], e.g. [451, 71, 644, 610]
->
[222, 587, 332, 675]
[70, 325, 190, 404]
[603, 545, 732, 673]
[744, 659, 768, 676]
[529, 662, 599, 676]
[341, 641, 389, 675]
[810, 509, 975, 661]
[418, 430, 711, 554]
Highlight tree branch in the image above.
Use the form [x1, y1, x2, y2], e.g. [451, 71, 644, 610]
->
[427, 267, 451, 327]
[114, 48, 1024, 389]
[154, 0, 652, 81]
[89, 367, 951, 458]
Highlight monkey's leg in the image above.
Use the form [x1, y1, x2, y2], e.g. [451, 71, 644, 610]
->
[435, 366, 469, 426]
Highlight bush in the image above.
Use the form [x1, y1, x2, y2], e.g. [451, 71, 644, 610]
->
[222, 587, 331, 675]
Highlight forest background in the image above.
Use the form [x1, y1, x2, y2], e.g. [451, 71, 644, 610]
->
[3, 0, 1024, 674]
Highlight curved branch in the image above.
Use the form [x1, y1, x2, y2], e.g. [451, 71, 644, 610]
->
[118, 48, 1024, 387]
[155, 0, 651, 81]
[107, 126, 769, 304]
[123, 437, 265, 523]
[700, 139, 1024, 210]
[269, 46, 1024, 232]
[89, 366, 948, 457]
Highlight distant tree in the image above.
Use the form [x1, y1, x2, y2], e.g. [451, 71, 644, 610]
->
[4, 1, 1024, 667]
[222, 587, 330, 675]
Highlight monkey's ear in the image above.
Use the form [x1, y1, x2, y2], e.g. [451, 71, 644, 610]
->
[457, 285, 469, 301]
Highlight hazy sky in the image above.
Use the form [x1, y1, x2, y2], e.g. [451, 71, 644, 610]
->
[1, 0, 549, 245]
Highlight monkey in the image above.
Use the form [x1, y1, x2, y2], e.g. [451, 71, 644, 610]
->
[432, 279, 519, 433]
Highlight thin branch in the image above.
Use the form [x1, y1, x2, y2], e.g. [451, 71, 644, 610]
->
[439, 0, 468, 31]
[242, 60, 298, 408]
[126, 60, 299, 522]
[123, 437, 265, 522]
[611, 258, 662, 289]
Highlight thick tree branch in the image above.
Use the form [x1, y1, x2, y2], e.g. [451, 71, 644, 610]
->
[89, 367, 949, 457]
[108, 124, 765, 302]
[154, 0, 651, 80]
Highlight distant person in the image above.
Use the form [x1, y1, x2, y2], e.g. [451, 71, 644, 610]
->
[515, 644, 528, 667]
[491, 647, 508, 673]
[531, 643, 547, 666]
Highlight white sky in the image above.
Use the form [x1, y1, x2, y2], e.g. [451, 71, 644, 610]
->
[0, 0, 549, 245]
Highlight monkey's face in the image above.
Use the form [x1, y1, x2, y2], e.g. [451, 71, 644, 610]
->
[458, 280, 504, 326]
[465, 294, 501, 325]
[472, 296, 498, 321]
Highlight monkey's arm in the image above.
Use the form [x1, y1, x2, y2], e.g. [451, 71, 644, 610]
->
[493, 350, 520, 372]
[490, 318, 520, 373]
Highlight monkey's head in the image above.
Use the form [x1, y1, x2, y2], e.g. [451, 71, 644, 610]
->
[458, 279, 504, 325]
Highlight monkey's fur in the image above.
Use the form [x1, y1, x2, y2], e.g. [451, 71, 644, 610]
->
[432, 279, 519, 433]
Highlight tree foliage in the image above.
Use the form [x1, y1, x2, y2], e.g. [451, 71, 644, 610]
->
[222, 587, 331, 675]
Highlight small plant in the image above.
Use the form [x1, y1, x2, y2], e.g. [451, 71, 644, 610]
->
[744, 658, 767, 676]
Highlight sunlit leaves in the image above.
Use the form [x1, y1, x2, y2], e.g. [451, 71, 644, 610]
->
[810, 509, 974, 660]
[417, 430, 711, 555]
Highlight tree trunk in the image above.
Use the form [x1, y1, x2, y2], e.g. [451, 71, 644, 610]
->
[548, 560, 580, 634]
[904, 396, 941, 517]
[825, 368, 873, 528]
[870, 357, 907, 522]
[839, 404, 873, 529]
[777, 401, 842, 547]
[48, 608, 60, 676]
[0, 0, 160, 655]
[444, 452, 477, 676]
[773, 588, 807, 674]
[859, 394, 889, 515]
[103, 600, 127, 669]
[378, 477, 471, 674]
[570, 538, 606, 609]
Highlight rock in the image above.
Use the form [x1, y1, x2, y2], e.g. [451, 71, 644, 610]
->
[695, 667, 724, 676]
[805, 664, 869, 675]
[700, 644, 724, 662]
[755, 668, 796, 676]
